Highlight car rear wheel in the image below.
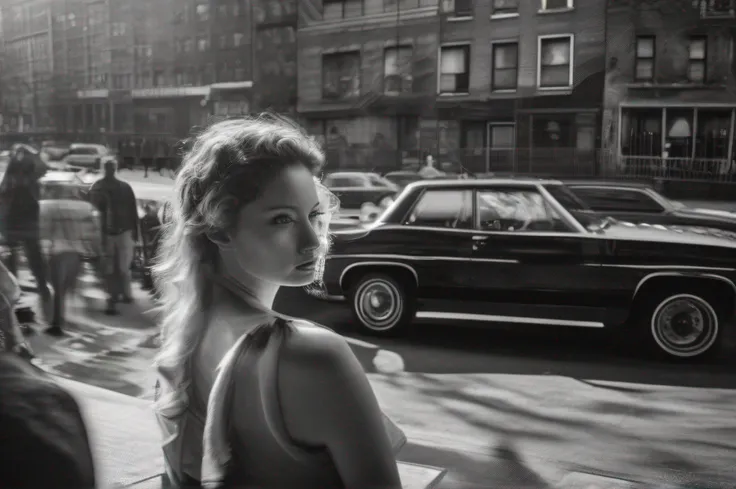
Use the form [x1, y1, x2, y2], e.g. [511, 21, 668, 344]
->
[349, 273, 415, 336]
[638, 291, 722, 360]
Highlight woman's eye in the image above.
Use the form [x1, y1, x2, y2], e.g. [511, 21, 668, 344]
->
[309, 211, 325, 221]
[272, 215, 294, 225]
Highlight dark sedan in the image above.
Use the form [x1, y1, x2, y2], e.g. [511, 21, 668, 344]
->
[315, 178, 736, 361]
[564, 180, 736, 232]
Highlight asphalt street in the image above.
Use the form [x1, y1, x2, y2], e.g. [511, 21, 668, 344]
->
[18, 279, 736, 489]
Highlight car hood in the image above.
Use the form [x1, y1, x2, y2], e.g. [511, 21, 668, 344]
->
[601, 221, 736, 248]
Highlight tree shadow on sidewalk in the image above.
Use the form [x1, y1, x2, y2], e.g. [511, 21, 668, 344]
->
[398, 438, 555, 489]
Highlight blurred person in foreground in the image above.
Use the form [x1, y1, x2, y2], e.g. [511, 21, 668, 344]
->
[0, 350, 96, 489]
[88, 160, 139, 316]
[154, 114, 404, 489]
[0, 259, 33, 359]
[0, 144, 52, 314]
[40, 186, 102, 336]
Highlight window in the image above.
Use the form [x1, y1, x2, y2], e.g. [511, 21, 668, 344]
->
[476, 189, 571, 232]
[568, 187, 665, 213]
[441, 0, 473, 17]
[697, 0, 736, 18]
[406, 190, 473, 229]
[384, 46, 413, 94]
[219, 35, 228, 49]
[541, 0, 572, 9]
[323, 0, 363, 20]
[492, 0, 518, 15]
[538, 35, 573, 88]
[219, 4, 228, 16]
[491, 42, 518, 90]
[198, 37, 209, 52]
[112, 22, 127, 36]
[196, 3, 209, 21]
[322, 51, 361, 99]
[635, 36, 655, 81]
[688, 36, 707, 82]
[324, 175, 366, 187]
[439, 45, 470, 94]
[233, 33, 244, 47]
[184, 39, 194, 53]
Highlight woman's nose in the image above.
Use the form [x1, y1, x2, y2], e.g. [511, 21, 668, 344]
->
[299, 219, 321, 254]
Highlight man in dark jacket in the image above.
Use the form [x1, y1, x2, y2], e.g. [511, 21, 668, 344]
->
[88, 160, 139, 315]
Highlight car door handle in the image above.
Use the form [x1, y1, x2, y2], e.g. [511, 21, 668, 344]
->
[472, 235, 488, 241]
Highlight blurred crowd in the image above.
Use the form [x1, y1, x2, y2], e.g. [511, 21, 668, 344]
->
[0, 143, 164, 353]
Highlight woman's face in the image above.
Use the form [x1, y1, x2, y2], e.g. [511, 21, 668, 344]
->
[221, 164, 325, 288]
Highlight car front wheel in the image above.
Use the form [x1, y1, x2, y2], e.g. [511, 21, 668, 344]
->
[349, 273, 415, 336]
[640, 291, 722, 360]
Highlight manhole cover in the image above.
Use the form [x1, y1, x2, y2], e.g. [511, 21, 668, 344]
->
[556, 472, 639, 489]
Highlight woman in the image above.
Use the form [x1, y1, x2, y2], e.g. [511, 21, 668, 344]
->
[153, 115, 403, 489]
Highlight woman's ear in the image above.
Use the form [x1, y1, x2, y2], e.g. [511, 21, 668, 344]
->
[206, 230, 232, 248]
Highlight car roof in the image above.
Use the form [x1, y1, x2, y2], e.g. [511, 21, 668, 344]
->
[407, 177, 562, 189]
[562, 179, 654, 189]
[326, 172, 377, 178]
[70, 143, 106, 149]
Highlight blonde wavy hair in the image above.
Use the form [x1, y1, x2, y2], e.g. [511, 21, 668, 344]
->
[153, 114, 337, 419]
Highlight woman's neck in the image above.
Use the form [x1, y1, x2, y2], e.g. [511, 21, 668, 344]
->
[219, 270, 279, 311]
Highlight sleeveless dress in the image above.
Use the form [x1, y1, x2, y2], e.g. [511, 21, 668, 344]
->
[155, 279, 406, 489]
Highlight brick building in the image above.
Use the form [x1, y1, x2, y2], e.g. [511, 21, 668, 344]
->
[297, 0, 608, 174]
[603, 0, 736, 178]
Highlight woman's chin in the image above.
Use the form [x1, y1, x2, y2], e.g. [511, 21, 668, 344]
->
[283, 270, 319, 287]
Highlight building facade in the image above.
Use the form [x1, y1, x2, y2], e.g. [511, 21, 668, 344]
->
[297, 0, 608, 174]
[603, 0, 736, 178]
[0, 0, 54, 132]
[1, 0, 263, 138]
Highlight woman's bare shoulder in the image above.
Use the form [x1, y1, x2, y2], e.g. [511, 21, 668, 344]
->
[280, 319, 353, 368]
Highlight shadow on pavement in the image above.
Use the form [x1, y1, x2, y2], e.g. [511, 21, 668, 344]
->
[274, 288, 736, 390]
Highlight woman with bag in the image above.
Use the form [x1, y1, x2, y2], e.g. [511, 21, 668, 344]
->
[153, 115, 405, 489]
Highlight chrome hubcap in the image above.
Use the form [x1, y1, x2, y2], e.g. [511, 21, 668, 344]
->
[355, 280, 402, 331]
[652, 294, 717, 356]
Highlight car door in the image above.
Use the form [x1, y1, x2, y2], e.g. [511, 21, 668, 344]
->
[468, 185, 607, 326]
[569, 186, 671, 225]
[394, 187, 478, 308]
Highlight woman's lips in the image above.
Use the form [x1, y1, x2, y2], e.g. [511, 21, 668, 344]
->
[296, 259, 317, 271]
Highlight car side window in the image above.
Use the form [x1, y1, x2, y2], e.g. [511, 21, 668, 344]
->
[326, 176, 364, 187]
[477, 189, 572, 232]
[406, 189, 472, 229]
[571, 188, 665, 213]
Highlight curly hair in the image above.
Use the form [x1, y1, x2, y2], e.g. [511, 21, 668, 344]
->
[153, 114, 338, 418]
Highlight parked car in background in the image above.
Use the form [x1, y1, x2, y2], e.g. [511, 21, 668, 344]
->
[383, 171, 424, 190]
[314, 178, 736, 361]
[40, 140, 71, 162]
[564, 180, 736, 232]
[62, 143, 117, 171]
[323, 171, 399, 210]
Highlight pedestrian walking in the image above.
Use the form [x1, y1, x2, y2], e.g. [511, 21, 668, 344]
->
[0, 144, 53, 319]
[40, 187, 102, 336]
[88, 160, 139, 315]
